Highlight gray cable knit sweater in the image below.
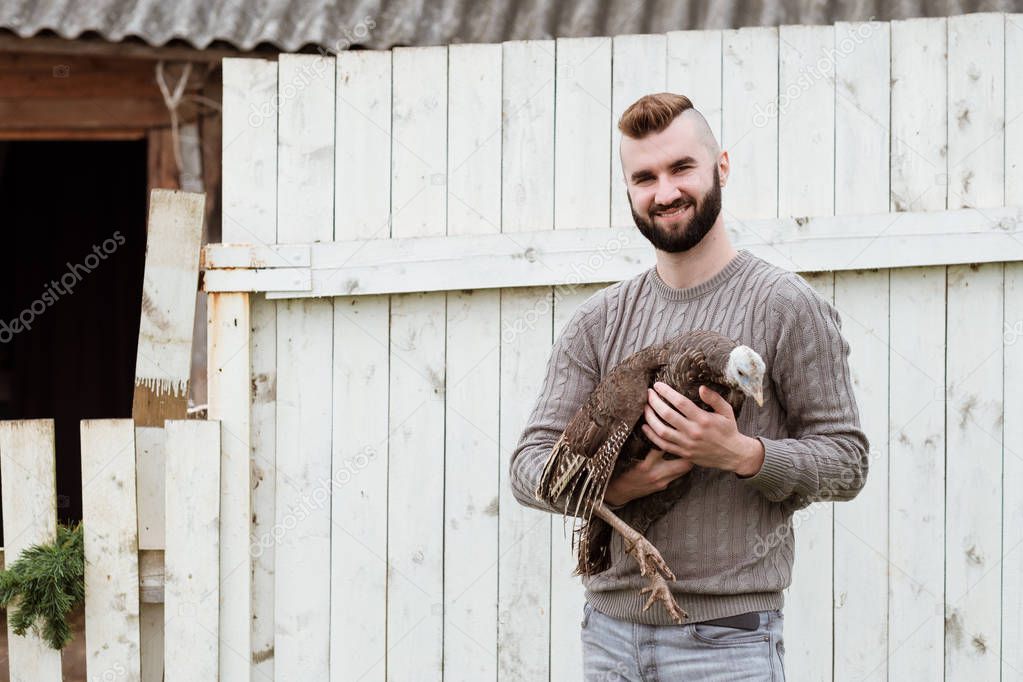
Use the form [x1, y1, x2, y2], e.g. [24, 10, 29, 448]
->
[509, 248, 870, 625]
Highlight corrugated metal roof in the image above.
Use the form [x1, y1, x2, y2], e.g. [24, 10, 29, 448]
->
[1, 0, 1021, 53]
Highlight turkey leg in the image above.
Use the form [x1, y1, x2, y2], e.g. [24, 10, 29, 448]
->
[592, 502, 688, 624]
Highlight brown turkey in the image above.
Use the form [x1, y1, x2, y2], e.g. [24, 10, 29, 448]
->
[534, 329, 766, 624]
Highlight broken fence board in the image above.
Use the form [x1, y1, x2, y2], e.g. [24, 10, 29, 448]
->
[133, 189, 205, 426]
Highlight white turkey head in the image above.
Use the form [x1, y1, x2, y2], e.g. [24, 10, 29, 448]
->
[724, 345, 766, 406]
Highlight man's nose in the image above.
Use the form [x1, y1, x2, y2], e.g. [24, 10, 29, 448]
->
[654, 177, 682, 206]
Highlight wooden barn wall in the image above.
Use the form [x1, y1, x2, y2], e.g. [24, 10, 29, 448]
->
[219, 13, 1023, 681]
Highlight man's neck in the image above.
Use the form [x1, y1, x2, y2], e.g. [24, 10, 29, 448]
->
[653, 220, 738, 290]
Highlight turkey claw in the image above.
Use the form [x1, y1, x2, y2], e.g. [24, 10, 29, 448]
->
[624, 535, 676, 581]
[640, 572, 688, 624]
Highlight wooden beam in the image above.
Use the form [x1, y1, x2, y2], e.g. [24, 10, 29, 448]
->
[199, 205, 1023, 297]
[0, 34, 257, 63]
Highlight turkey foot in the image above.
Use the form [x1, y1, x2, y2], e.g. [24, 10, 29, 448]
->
[641, 572, 687, 624]
[592, 503, 688, 623]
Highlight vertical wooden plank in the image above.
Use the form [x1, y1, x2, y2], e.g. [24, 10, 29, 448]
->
[387, 291, 446, 682]
[502, 41, 555, 235]
[331, 294, 390, 681]
[275, 53, 335, 681]
[81, 419, 142, 682]
[447, 43, 503, 236]
[444, 42, 502, 682]
[667, 29, 723, 142]
[500, 38, 555, 682]
[610, 34, 664, 227]
[1003, 15, 1023, 681]
[205, 292, 251, 679]
[331, 49, 392, 682]
[444, 286, 500, 679]
[778, 23, 835, 682]
[554, 36, 611, 231]
[164, 420, 221, 682]
[387, 45, 447, 682]
[132, 189, 205, 426]
[0, 420, 62, 682]
[945, 13, 1005, 681]
[832, 20, 890, 682]
[944, 262, 1002, 682]
[948, 13, 1005, 211]
[499, 286, 554, 682]
[888, 17, 948, 681]
[134, 427, 165, 550]
[336, 51, 395, 241]
[221, 56, 278, 681]
[550, 283, 603, 682]
[391, 46, 448, 239]
[721, 26, 777, 221]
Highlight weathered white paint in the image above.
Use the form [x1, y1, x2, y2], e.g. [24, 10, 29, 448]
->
[81, 419, 142, 682]
[329, 48, 392, 682]
[203, 244, 310, 269]
[274, 53, 335, 681]
[205, 291, 252, 679]
[887, 17, 948, 681]
[0, 420, 62, 682]
[164, 420, 221, 682]
[135, 426, 166, 550]
[1003, 15, 1023, 682]
[945, 13, 1005, 681]
[222, 54, 278, 682]
[386, 45, 448, 682]
[833, 20, 891, 682]
[202, 267, 311, 293]
[443, 41, 502, 682]
[134, 190, 205, 395]
[554, 36, 610, 232]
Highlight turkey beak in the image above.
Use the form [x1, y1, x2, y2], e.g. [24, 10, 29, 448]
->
[753, 386, 764, 407]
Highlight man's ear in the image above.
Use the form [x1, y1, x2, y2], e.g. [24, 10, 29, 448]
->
[717, 150, 730, 188]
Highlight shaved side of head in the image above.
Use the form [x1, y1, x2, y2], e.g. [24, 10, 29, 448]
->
[678, 108, 720, 161]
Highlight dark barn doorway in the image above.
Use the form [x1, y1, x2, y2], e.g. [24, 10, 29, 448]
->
[0, 139, 148, 539]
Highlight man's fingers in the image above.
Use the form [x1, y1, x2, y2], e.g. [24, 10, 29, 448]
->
[648, 387, 686, 426]
[642, 423, 671, 452]
[661, 458, 693, 478]
[653, 381, 697, 418]
[699, 385, 733, 417]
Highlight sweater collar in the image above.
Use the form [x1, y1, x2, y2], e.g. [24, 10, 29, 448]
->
[648, 249, 752, 301]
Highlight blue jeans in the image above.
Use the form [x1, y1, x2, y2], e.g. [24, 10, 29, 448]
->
[581, 602, 786, 681]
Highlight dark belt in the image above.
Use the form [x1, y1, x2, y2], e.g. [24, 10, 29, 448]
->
[697, 611, 761, 630]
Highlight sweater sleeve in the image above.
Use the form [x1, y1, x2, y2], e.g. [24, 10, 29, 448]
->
[508, 294, 604, 515]
[738, 274, 870, 508]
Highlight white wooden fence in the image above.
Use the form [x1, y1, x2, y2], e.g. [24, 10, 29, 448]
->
[0, 9, 995, 682]
[0, 418, 220, 681]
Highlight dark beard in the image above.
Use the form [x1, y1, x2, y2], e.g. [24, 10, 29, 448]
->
[629, 167, 722, 253]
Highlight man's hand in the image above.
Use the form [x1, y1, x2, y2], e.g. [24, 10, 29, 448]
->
[604, 447, 695, 507]
[641, 382, 765, 477]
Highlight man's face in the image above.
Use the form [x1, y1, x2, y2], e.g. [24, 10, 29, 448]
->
[621, 115, 725, 253]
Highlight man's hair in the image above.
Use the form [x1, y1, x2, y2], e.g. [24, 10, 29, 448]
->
[617, 93, 694, 139]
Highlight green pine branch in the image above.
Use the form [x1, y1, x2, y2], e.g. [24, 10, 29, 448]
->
[0, 522, 85, 650]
